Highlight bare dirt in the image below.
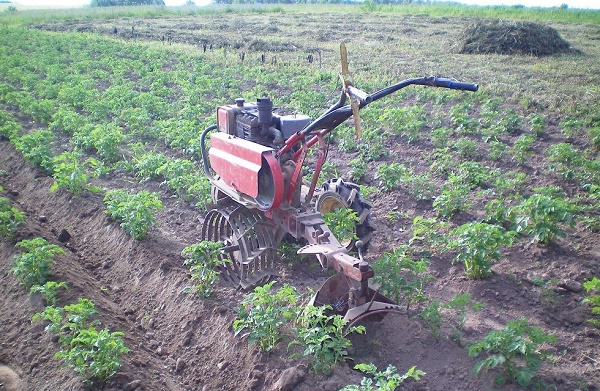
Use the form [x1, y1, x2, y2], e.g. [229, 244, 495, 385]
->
[1, 10, 599, 391]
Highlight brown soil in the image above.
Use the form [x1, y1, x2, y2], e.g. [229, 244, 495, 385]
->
[2, 11, 599, 391]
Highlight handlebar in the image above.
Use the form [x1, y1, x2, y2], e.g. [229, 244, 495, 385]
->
[429, 77, 478, 92]
[299, 76, 477, 136]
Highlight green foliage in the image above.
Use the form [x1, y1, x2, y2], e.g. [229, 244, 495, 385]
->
[447, 222, 516, 279]
[452, 161, 493, 189]
[378, 105, 426, 143]
[348, 157, 367, 182]
[233, 281, 300, 352]
[528, 113, 546, 136]
[30, 281, 68, 306]
[417, 300, 443, 340]
[545, 142, 584, 181]
[11, 237, 65, 288]
[156, 158, 211, 204]
[0, 110, 21, 141]
[559, 117, 583, 139]
[409, 216, 448, 254]
[103, 189, 163, 240]
[131, 150, 170, 182]
[0, 195, 26, 241]
[91, 0, 165, 8]
[32, 298, 128, 385]
[13, 130, 55, 172]
[511, 134, 536, 164]
[513, 193, 576, 244]
[290, 305, 365, 375]
[55, 327, 129, 384]
[469, 318, 557, 387]
[433, 183, 472, 219]
[50, 151, 94, 195]
[340, 363, 426, 391]
[372, 245, 431, 313]
[375, 162, 408, 192]
[452, 138, 479, 159]
[487, 140, 507, 161]
[443, 293, 485, 342]
[323, 207, 359, 245]
[588, 127, 600, 150]
[582, 277, 600, 328]
[181, 241, 226, 298]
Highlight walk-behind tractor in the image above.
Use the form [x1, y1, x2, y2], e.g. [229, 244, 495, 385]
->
[200, 43, 478, 325]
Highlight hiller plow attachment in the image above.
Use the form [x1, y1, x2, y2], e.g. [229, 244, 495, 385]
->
[200, 203, 279, 289]
[309, 264, 403, 327]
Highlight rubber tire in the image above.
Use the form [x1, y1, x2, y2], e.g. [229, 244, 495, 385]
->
[314, 178, 375, 252]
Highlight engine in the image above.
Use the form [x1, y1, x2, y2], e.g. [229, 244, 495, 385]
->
[216, 97, 311, 148]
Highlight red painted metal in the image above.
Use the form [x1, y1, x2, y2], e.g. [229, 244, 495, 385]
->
[209, 132, 283, 210]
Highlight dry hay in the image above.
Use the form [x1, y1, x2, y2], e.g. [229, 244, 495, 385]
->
[459, 19, 572, 56]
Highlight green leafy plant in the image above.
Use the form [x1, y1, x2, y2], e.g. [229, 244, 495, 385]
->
[30, 281, 68, 306]
[372, 245, 431, 313]
[375, 162, 408, 192]
[11, 237, 65, 288]
[582, 276, 600, 328]
[233, 281, 300, 352]
[55, 326, 129, 384]
[531, 277, 559, 310]
[513, 193, 576, 244]
[181, 240, 226, 298]
[433, 183, 472, 219]
[340, 363, 425, 391]
[103, 189, 163, 240]
[452, 138, 479, 159]
[323, 207, 359, 245]
[447, 222, 516, 279]
[0, 194, 26, 241]
[50, 151, 95, 195]
[409, 216, 449, 255]
[13, 130, 55, 172]
[290, 305, 365, 375]
[443, 293, 485, 343]
[545, 142, 584, 181]
[417, 300, 443, 340]
[33, 298, 128, 385]
[511, 134, 536, 165]
[348, 157, 368, 181]
[469, 318, 557, 387]
[0, 110, 21, 141]
[528, 113, 546, 136]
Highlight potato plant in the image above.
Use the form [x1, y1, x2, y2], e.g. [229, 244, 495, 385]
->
[0, 191, 26, 241]
[447, 222, 516, 279]
[583, 277, 600, 328]
[340, 363, 425, 391]
[103, 189, 163, 240]
[469, 318, 556, 387]
[11, 237, 65, 288]
[32, 298, 128, 385]
[182, 240, 227, 298]
[290, 305, 365, 375]
[372, 245, 431, 313]
[513, 193, 576, 244]
[233, 281, 300, 352]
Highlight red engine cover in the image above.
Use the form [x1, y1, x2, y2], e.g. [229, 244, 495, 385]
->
[209, 132, 283, 210]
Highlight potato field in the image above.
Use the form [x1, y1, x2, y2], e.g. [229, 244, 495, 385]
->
[0, 4, 599, 391]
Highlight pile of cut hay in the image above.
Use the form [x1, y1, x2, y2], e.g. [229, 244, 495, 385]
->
[459, 19, 571, 56]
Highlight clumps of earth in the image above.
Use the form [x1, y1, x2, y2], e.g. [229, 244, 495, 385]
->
[459, 19, 572, 56]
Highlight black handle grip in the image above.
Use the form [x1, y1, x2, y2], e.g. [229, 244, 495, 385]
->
[433, 78, 478, 92]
